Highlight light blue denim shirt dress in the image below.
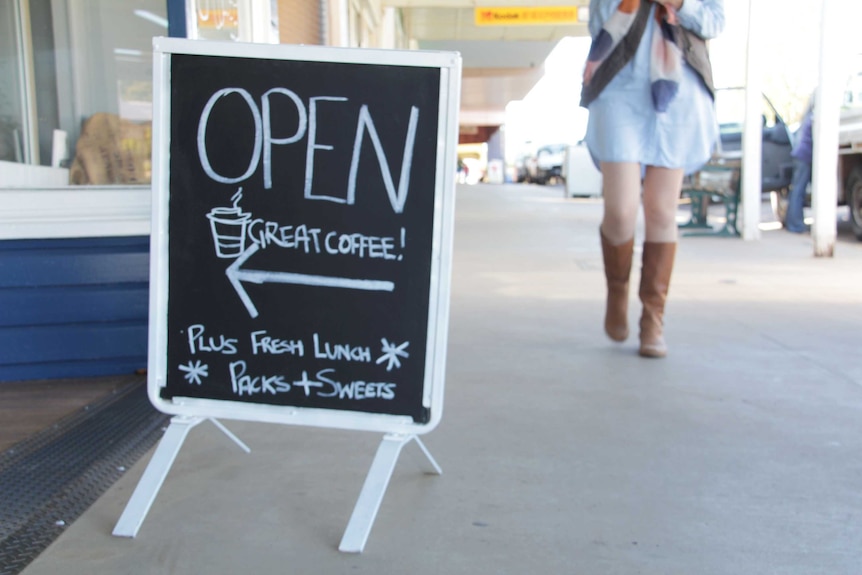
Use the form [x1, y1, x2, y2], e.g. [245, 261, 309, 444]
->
[584, 0, 725, 175]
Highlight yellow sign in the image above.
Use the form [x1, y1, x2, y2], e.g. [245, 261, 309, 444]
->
[474, 6, 584, 26]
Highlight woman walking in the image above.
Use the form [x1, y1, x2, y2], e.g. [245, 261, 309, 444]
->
[581, 0, 725, 357]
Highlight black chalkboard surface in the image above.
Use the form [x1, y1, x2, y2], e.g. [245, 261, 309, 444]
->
[148, 39, 459, 433]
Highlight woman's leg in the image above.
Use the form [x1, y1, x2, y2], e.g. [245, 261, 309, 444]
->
[641, 166, 684, 242]
[600, 162, 642, 243]
[598, 162, 641, 341]
[637, 166, 684, 357]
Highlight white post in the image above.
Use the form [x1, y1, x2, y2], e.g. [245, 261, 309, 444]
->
[380, 7, 396, 49]
[741, 0, 762, 240]
[338, 0, 351, 47]
[250, 0, 276, 43]
[812, 0, 842, 257]
[185, 0, 199, 39]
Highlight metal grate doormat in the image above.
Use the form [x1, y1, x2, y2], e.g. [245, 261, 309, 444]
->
[0, 379, 169, 575]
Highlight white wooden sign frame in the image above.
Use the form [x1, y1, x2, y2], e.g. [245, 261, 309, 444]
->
[113, 37, 461, 553]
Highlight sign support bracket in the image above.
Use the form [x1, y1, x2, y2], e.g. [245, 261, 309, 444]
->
[339, 433, 441, 553]
[113, 415, 249, 538]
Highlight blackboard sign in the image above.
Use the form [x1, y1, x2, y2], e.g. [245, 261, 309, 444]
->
[148, 38, 460, 434]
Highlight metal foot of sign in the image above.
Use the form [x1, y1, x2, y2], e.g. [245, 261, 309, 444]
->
[112, 416, 249, 538]
[339, 433, 441, 553]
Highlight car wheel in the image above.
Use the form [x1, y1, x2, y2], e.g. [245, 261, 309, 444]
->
[770, 187, 789, 225]
[847, 166, 862, 241]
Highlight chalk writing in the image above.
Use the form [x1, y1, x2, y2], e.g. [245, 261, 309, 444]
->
[229, 360, 292, 396]
[224, 363, 397, 400]
[240, 218, 400, 261]
[292, 370, 325, 396]
[248, 221, 321, 252]
[197, 87, 419, 214]
[305, 96, 347, 204]
[251, 330, 304, 356]
[197, 88, 262, 185]
[183, 324, 398, 364]
[262, 88, 307, 190]
[343, 104, 419, 214]
[315, 368, 396, 400]
[313, 333, 372, 362]
[199, 135, 409, 315]
[162, 51, 447, 424]
[323, 231, 397, 259]
[207, 198, 403, 262]
[178, 360, 209, 384]
[187, 324, 239, 355]
[376, 339, 409, 371]
[178, 326, 407, 401]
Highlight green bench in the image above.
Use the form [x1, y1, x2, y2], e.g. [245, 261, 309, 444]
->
[679, 159, 741, 237]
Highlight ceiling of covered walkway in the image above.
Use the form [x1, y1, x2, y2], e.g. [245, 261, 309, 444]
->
[389, 0, 591, 127]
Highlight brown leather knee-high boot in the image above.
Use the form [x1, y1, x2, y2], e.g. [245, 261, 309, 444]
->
[600, 231, 634, 342]
[638, 241, 677, 358]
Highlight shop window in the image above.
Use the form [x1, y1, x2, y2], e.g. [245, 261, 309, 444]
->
[0, 1, 31, 165]
[189, 0, 240, 41]
[188, 0, 278, 44]
[1, 0, 166, 187]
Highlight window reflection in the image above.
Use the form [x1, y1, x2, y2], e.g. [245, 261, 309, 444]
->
[190, 0, 240, 41]
[0, 1, 28, 164]
[1, 0, 165, 186]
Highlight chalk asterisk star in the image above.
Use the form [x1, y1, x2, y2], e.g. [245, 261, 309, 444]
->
[178, 360, 209, 385]
[376, 339, 409, 372]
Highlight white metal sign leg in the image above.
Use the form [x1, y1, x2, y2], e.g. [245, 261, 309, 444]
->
[339, 434, 441, 553]
[112, 416, 250, 538]
[413, 436, 442, 475]
[112, 416, 203, 537]
[208, 418, 251, 453]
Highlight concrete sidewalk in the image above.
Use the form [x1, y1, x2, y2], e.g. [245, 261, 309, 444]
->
[21, 184, 862, 575]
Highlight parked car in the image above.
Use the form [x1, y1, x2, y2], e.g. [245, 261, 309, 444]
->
[713, 88, 794, 221]
[839, 105, 862, 240]
[561, 141, 602, 197]
[838, 68, 862, 240]
[716, 83, 862, 240]
[514, 153, 532, 183]
[527, 143, 566, 185]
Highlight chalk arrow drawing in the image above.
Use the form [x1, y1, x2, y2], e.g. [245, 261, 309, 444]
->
[226, 243, 395, 318]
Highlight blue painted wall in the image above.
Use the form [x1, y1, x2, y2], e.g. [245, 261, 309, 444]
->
[0, 0, 181, 382]
[0, 237, 149, 382]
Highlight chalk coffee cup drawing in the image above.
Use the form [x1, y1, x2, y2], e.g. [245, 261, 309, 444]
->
[207, 206, 251, 258]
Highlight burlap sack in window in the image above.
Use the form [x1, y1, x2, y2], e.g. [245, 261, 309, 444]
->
[69, 113, 152, 185]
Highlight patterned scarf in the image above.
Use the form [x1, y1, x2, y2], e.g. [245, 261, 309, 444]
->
[583, 0, 682, 112]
